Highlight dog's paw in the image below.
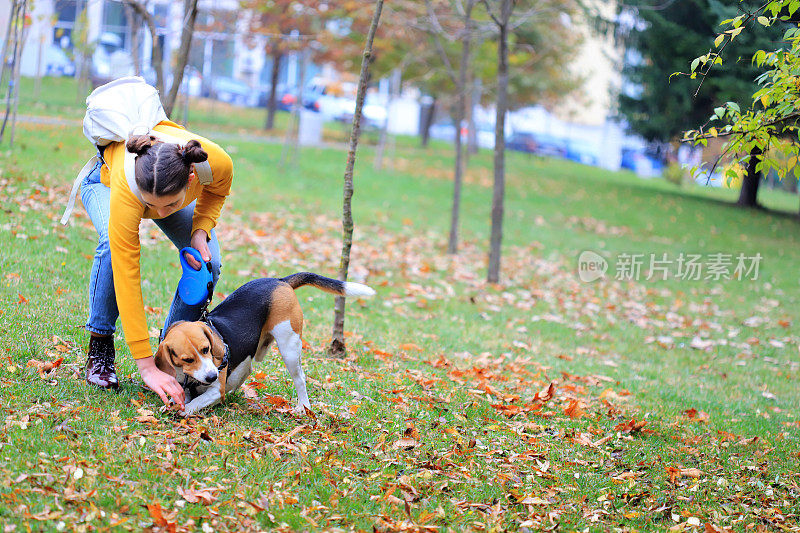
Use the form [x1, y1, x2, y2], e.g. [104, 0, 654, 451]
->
[292, 404, 312, 416]
[180, 406, 198, 417]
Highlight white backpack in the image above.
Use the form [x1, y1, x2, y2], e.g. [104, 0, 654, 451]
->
[60, 76, 213, 225]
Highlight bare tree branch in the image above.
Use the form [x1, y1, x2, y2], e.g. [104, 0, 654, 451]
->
[424, 0, 459, 85]
[480, 0, 502, 26]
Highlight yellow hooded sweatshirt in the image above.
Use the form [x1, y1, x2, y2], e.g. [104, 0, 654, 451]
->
[99, 120, 233, 360]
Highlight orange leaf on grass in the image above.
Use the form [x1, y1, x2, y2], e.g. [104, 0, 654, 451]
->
[146, 503, 168, 527]
[563, 399, 584, 418]
[614, 418, 648, 433]
[428, 355, 451, 368]
[263, 395, 290, 407]
[26, 357, 63, 377]
[398, 343, 422, 352]
[404, 420, 421, 441]
[533, 382, 555, 403]
[491, 404, 522, 417]
[683, 408, 710, 422]
[177, 486, 218, 505]
[17, 294, 28, 304]
[666, 466, 703, 484]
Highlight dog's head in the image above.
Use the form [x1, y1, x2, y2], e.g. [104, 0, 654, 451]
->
[155, 321, 226, 385]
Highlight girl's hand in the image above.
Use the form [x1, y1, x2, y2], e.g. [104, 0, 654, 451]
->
[186, 229, 210, 270]
[136, 357, 185, 410]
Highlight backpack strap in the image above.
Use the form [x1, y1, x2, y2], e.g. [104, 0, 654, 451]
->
[124, 149, 146, 206]
[60, 155, 100, 226]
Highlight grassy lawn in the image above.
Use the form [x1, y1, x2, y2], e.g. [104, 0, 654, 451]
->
[0, 77, 798, 531]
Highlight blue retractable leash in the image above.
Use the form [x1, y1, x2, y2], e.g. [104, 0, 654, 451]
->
[177, 247, 214, 308]
[160, 247, 212, 340]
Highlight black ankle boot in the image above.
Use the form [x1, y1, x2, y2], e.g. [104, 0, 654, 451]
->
[85, 335, 119, 390]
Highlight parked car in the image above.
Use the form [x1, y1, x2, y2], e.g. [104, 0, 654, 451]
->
[315, 92, 352, 121]
[428, 120, 498, 149]
[429, 121, 457, 142]
[142, 66, 203, 97]
[337, 93, 387, 128]
[507, 132, 538, 153]
[277, 87, 324, 112]
[537, 135, 568, 158]
[254, 84, 278, 108]
[507, 131, 568, 159]
[565, 139, 600, 166]
[26, 44, 75, 77]
[210, 77, 258, 107]
[475, 124, 496, 149]
[620, 148, 664, 177]
[304, 79, 359, 121]
[92, 32, 134, 80]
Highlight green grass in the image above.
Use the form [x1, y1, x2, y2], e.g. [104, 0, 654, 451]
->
[1, 77, 799, 531]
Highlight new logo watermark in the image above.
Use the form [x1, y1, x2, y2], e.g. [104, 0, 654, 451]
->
[576, 251, 762, 282]
[577, 250, 608, 282]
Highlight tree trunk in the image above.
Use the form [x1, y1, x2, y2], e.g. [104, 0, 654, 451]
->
[281, 49, 307, 166]
[0, 0, 27, 147]
[487, 0, 511, 284]
[467, 76, 480, 156]
[163, 0, 199, 118]
[124, 3, 141, 76]
[328, 0, 384, 359]
[737, 147, 762, 208]
[73, 0, 91, 102]
[123, 0, 164, 95]
[265, 45, 282, 130]
[447, 0, 475, 255]
[34, 37, 42, 100]
[420, 96, 436, 148]
[374, 68, 400, 170]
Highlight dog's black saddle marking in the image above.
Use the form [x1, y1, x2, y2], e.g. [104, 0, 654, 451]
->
[205, 278, 282, 367]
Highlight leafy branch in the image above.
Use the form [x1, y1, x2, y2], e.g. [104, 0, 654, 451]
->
[681, 0, 800, 186]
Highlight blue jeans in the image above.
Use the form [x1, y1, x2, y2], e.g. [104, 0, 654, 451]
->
[80, 158, 221, 338]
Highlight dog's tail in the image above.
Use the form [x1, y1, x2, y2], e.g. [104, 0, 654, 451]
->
[280, 272, 376, 297]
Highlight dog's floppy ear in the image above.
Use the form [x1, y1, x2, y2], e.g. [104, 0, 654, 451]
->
[154, 341, 176, 376]
[201, 323, 226, 364]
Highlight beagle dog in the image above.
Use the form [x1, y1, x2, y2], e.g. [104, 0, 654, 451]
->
[155, 273, 375, 416]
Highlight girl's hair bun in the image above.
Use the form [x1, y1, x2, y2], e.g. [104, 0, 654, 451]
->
[126, 135, 157, 156]
[181, 140, 208, 165]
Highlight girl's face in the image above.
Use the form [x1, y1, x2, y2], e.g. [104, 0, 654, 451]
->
[140, 169, 194, 218]
[141, 189, 187, 218]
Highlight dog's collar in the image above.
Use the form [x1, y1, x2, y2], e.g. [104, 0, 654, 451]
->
[181, 317, 230, 390]
[205, 317, 230, 372]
